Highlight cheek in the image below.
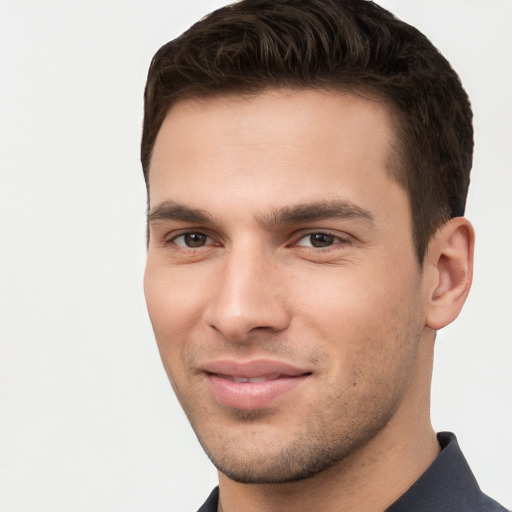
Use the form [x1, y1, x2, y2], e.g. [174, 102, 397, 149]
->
[296, 250, 420, 316]
[143, 263, 205, 364]
[291, 264, 421, 370]
[293, 266, 394, 329]
[145, 258, 207, 317]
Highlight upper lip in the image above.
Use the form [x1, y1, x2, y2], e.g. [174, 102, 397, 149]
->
[201, 359, 312, 379]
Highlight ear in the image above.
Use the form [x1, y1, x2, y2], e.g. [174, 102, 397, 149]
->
[425, 217, 475, 330]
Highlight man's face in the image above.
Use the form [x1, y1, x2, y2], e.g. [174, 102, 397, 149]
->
[144, 89, 431, 483]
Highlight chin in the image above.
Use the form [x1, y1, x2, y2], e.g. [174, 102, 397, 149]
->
[195, 415, 388, 485]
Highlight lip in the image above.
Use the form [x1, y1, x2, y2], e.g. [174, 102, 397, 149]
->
[202, 359, 312, 410]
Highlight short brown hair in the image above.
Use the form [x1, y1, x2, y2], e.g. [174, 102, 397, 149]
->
[141, 0, 473, 262]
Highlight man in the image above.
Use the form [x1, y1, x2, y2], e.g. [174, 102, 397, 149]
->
[141, 0, 508, 510]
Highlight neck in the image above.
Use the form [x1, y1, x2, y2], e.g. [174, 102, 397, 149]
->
[217, 333, 439, 512]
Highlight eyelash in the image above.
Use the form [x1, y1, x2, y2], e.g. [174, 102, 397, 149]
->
[292, 231, 351, 250]
[165, 230, 351, 251]
[166, 231, 215, 248]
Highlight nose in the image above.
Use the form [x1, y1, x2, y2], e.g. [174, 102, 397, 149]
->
[204, 244, 291, 342]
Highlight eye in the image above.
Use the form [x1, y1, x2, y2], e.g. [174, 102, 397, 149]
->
[172, 232, 212, 248]
[295, 232, 344, 248]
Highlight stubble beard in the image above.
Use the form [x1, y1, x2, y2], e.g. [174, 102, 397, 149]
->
[189, 385, 406, 485]
[175, 311, 423, 485]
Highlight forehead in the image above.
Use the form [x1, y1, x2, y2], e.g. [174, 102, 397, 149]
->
[148, 89, 403, 220]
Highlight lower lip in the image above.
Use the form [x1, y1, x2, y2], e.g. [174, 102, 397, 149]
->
[206, 374, 309, 410]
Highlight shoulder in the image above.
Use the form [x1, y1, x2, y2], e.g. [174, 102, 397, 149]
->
[196, 487, 219, 512]
[387, 432, 509, 512]
[476, 492, 510, 512]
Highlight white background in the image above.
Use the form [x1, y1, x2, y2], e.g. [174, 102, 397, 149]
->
[1, 1, 511, 511]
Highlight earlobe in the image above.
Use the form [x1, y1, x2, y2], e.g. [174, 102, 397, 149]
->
[425, 217, 475, 331]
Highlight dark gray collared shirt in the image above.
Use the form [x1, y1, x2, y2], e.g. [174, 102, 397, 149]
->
[197, 432, 508, 511]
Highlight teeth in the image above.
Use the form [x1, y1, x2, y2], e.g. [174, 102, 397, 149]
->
[232, 376, 273, 383]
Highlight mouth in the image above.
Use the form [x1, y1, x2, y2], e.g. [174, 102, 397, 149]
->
[217, 374, 285, 383]
[201, 360, 312, 410]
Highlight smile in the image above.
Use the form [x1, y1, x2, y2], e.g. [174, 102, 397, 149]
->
[221, 374, 281, 383]
[201, 360, 312, 410]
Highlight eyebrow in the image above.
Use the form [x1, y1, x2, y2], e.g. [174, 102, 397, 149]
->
[259, 200, 375, 227]
[147, 201, 214, 224]
[147, 199, 375, 227]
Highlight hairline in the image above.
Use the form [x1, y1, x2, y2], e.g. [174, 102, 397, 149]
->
[146, 84, 408, 191]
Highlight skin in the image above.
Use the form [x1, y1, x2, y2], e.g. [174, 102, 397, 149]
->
[144, 89, 474, 511]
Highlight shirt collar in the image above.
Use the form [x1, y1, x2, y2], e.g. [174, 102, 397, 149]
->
[386, 431, 487, 511]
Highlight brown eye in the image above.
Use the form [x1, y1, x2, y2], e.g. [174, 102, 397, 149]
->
[174, 232, 210, 248]
[296, 232, 339, 248]
[309, 233, 336, 247]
